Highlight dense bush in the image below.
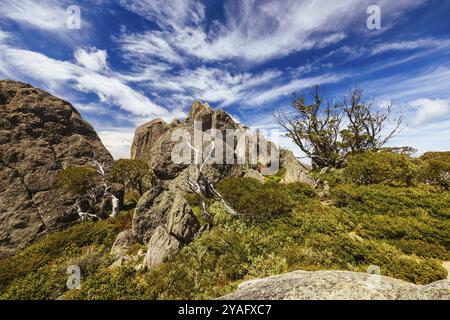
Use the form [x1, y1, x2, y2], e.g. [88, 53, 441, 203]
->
[62, 266, 146, 300]
[419, 151, 450, 190]
[343, 151, 418, 186]
[0, 221, 118, 295]
[58, 166, 99, 195]
[136, 190, 449, 299]
[216, 177, 315, 222]
[110, 159, 153, 196]
[330, 184, 450, 257]
[2, 175, 449, 300]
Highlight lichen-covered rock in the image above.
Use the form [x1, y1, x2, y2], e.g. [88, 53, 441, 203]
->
[0, 80, 114, 258]
[244, 169, 266, 183]
[130, 100, 248, 182]
[220, 270, 450, 300]
[132, 185, 200, 244]
[280, 150, 315, 186]
[110, 229, 136, 258]
[143, 225, 181, 270]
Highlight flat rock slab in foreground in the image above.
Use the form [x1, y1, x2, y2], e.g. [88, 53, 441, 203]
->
[220, 270, 450, 300]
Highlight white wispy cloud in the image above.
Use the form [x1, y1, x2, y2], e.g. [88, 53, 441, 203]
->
[0, 0, 93, 45]
[97, 129, 135, 159]
[243, 73, 350, 106]
[0, 44, 172, 117]
[74, 47, 108, 72]
[0, 0, 68, 31]
[118, 0, 424, 65]
[0, 0, 440, 159]
[409, 98, 450, 126]
[0, 28, 8, 43]
[366, 66, 450, 102]
[371, 38, 450, 55]
[113, 0, 427, 114]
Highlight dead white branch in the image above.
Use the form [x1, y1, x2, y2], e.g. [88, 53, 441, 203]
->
[184, 133, 238, 228]
[69, 159, 120, 222]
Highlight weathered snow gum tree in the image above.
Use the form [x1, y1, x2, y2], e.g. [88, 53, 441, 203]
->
[275, 85, 402, 170]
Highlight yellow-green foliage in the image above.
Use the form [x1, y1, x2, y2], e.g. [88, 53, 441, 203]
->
[0, 221, 118, 299]
[57, 166, 98, 195]
[1, 177, 449, 300]
[419, 151, 450, 190]
[344, 151, 418, 186]
[62, 267, 146, 300]
[136, 187, 448, 299]
[264, 167, 286, 183]
[216, 177, 316, 222]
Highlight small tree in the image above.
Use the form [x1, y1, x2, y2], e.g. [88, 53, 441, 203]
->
[340, 86, 402, 153]
[420, 152, 450, 190]
[275, 85, 402, 170]
[59, 161, 120, 221]
[110, 159, 153, 196]
[275, 86, 344, 169]
[58, 166, 98, 195]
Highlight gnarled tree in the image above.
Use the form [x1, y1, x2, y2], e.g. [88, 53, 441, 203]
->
[275, 85, 402, 170]
[59, 160, 120, 221]
[184, 133, 238, 230]
[110, 159, 153, 196]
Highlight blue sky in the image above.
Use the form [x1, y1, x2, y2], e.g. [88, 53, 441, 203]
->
[0, 0, 449, 159]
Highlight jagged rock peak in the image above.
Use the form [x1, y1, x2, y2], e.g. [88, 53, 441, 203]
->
[187, 100, 212, 120]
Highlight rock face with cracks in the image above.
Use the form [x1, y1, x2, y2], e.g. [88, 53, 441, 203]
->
[132, 102, 251, 270]
[131, 101, 315, 270]
[0, 80, 114, 258]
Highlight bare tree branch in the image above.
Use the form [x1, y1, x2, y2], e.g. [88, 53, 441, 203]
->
[184, 132, 238, 229]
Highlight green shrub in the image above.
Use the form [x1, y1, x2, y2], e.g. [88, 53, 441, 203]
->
[330, 184, 450, 259]
[264, 167, 286, 183]
[419, 152, 450, 190]
[344, 151, 418, 186]
[216, 178, 315, 222]
[2, 173, 449, 300]
[110, 209, 134, 231]
[63, 266, 146, 300]
[1, 263, 67, 300]
[331, 184, 450, 219]
[0, 221, 118, 293]
[58, 166, 99, 195]
[317, 168, 348, 187]
[110, 159, 153, 196]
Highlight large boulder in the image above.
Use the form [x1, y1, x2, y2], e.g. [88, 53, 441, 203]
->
[110, 229, 136, 258]
[243, 169, 266, 183]
[134, 183, 201, 270]
[130, 101, 249, 182]
[0, 80, 114, 257]
[220, 270, 450, 300]
[130, 101, 312, 270]
[142, 225, 181, 270]
[280, 150, 315, 186]
[133, 184, 200, 244]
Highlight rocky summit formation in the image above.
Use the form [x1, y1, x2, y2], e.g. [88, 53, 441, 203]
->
[0, 80, 114, 258]
[129, 101, 316, 270]
[221, 270, 450, 300]
[130, 102, 243, 270]
[131, 101, 243, 180]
